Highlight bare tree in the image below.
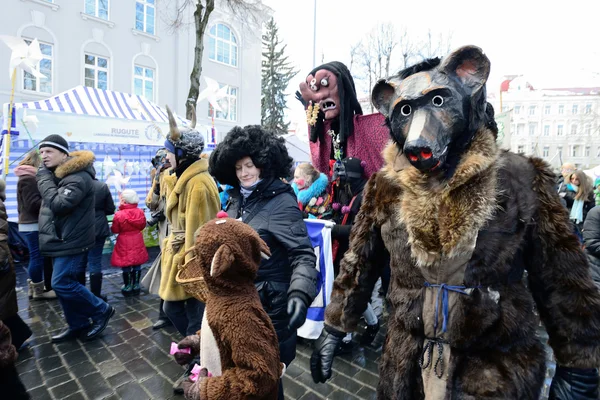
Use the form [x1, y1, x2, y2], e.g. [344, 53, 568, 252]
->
[397, 26, 416, 69]
[159, 0, 268, 119]
[417, 29, 453, 60]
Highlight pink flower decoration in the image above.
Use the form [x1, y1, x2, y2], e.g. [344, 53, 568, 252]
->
[316, 197, 324, 206]
[360, 160, 367, 168]
[216, 211, 228, 219]
[332, 203, 341, 211]
[341, 206, 351, 214]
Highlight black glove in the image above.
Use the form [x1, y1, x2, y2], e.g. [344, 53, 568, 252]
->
[331, 224, 341, 240]
[549, 366, 599, 399]
[311, 325, 345, 383]
[287, 296, 308, 331]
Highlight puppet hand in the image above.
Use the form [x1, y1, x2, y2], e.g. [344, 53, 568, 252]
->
[310, 325, 344, 383]
[182, 378, 201, 400]
[549, 366, 599, 399]
[287, 296, 308, 331]
[174, 335, 200, 365]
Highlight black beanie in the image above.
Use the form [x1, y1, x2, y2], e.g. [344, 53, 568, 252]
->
[39, 134, 69, 155]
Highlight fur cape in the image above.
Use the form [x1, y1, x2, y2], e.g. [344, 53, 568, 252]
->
[325, 128, 600, 399]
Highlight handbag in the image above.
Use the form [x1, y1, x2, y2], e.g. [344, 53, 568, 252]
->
[141, 251, 162, 295]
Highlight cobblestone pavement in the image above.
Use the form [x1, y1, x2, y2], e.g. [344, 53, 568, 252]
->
[13, 249, 385, 400]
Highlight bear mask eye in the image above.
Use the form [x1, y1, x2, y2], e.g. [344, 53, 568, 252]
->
[432, 95, 444, 107]
[400, 104, 412, 116]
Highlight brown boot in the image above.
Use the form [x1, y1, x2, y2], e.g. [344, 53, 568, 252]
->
[31, 281, 57, 300]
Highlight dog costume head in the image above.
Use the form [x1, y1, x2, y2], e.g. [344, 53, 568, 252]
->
[372, 45, 491, 175]
[193, 217, 271, 292]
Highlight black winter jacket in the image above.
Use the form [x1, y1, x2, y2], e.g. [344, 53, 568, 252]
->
[583, 206, 600, 288]
[37, 151, 96, 257]
[92, 180, 115, 240]
[226, 178, 318, 364]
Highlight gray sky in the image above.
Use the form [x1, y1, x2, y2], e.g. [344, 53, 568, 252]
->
[262, 0, 600, 134]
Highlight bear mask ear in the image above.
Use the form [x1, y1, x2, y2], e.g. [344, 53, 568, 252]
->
[210, 244, 235, 278]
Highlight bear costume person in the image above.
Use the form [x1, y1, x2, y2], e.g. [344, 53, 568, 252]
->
[174, 216, 282, 400]
[310, 46, 600, 399]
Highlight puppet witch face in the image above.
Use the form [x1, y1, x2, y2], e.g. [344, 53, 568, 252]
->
[299, 70, 341, 120]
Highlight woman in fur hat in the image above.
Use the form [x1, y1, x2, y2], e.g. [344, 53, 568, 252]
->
[209, 125, 318, 400]
[159, 107, 221, 394]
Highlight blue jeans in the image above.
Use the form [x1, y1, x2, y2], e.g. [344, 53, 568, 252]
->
[21, 231, 44, 283]
[51, 254, 109, 330]
[81, 237, 107, 274]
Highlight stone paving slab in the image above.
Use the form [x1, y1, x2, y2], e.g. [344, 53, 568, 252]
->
[12, 250, 386, 400]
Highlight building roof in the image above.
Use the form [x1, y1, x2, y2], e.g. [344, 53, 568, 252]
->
[542, 87, 600, 95]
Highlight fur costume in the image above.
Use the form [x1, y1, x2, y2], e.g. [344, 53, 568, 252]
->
[176, 217, 282, 400]
[297, 62, 390, 177]
[315, 46, 600, 399]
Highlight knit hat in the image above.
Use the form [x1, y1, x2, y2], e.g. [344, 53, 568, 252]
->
[39, 134, 69, 155]
[120, 189, 139, 205]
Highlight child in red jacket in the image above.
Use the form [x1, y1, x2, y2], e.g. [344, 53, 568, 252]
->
[111, 189, 149, 296]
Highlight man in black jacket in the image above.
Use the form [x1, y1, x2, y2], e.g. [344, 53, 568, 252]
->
[36, 135, 114, 342]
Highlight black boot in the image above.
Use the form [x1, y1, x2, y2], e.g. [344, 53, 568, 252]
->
[121, 271, 133, 296]
[90, 273, 107, 302]
[44, 256, 53, 291]
[360, 320, 380, 346]
[51, 326, 88, 343]
[131, 269, 141, 295]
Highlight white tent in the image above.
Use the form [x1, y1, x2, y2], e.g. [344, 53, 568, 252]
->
[282, 133, 311, 166]
[0, 86, 216, 219]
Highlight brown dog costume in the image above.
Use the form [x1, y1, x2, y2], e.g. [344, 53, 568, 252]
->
[176, 217, 282, 400]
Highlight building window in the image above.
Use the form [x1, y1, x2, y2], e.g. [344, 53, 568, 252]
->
[501, 105, 508, 112]
[517, 124, 525, 136]
[558, 104, 564, 114]
[84, 53, 108, 89]
[530, 144, 536, 154]
[133, 65, 154, 101]
[23, 40, 53, 94]
[544, 105, 551, 115]
[135, 0, 155, 35]
[517, 145, 524, 154]
[543, 125, 550, 136]
[557, 124, 563, 135]
[529, 123, 537, 136]
[207, 84, 237, 121]
[543, 146, 549, 157]
[572, 145, 579, 157]
[85, 0, 109, 20]
[586, 146, 591, 157]
[208, 24, 238, 67]
[586, 103, 592, 114]
[514, 105, 521, 114]
[528, 105, 536, 115]
[571, 124, 578, 135]
[558, 146, 563, 157]
[572, 104, 578, 114]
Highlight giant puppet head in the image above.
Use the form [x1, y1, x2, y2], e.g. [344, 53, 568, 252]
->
[297, 62, 362, 145]
[371, 46, 492, 175]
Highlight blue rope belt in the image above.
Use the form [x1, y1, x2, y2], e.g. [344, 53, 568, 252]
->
[423, 282, 472, 337]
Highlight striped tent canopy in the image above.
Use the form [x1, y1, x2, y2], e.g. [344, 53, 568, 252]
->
[1, 85, 189, 136]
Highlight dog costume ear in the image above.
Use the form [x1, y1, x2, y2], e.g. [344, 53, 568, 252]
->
[440, 45, 490, 92]
[210, 244, 235, 278]
[371, 79, 396, 118]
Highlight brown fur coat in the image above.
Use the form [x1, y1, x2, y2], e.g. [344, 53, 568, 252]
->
[325, 129, 600, 399]
[179, 217, 282, 400]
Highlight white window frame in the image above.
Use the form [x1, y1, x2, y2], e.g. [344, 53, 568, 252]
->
[543, 125, 550, 136]
[572, 104, 578, 114]
[516, 124, 525, 136]
[208, 84, 238, 122]
[517, 145, 524, 154]
[558, 104, 564, 114]
[544, 105, 551, 115]
[528, 105, 536, 115]
[135, 0, 155, 35]
[22, 39, 53, 94]
[586, 146, 591, 157]
[557, 124, 564, 136]
[84, 0, 110, 20]
[558, 146, 563, 157]
[585, 124, 591, 135]
[571, 145, 579, 157]
[543, 146, 549, 157]
[514, 105, 521, 114]
[585, 103, 592, 114]
[528, 123, 537, 136]
[207, 23, 238, 68]
[571, 124, 578, 135]
[84, 53, 109, 90]
[133, 64, 155, 102]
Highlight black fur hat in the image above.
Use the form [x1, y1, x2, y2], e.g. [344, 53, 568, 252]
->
[209, 125, 293, 187]
[299, 61, 363, 146]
